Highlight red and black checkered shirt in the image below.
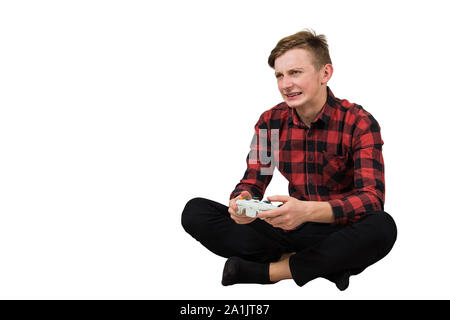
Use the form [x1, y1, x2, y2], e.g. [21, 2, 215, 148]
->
[230, 87, 385, 226]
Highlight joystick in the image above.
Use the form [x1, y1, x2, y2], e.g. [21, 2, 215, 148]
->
[235, 198, 277, 218]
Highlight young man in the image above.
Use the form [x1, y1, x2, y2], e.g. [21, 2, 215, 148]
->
[181, 30, 397, 290]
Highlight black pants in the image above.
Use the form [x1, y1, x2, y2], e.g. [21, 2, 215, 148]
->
[181, 197, 397, 287]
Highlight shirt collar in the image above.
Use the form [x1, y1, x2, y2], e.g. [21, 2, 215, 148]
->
[288, 86, 336, 127]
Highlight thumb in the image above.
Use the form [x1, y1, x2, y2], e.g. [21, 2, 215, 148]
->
[239, 191, 252, 200]
[267, 195, 290, 203]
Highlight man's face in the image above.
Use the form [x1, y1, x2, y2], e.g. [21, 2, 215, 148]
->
[274, 48, 327, 109]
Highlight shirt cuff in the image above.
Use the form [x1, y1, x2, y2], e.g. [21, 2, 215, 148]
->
[328, 198, 354, 225]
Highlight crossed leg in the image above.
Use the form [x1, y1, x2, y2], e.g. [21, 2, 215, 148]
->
[182, 197, 397, 290]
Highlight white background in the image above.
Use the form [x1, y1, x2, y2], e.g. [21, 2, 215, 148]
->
[0, 0, 449, 299]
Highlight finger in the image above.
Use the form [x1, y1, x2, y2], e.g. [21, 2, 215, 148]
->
[229, 207, 250, 221]
[229, 199, 238, 211]
[234, 215, 255, 224]
[267, 195, 290, 203]
[264, 217, 283, 229]
[229, 211, 243, 223]
[238, 191, 252, 200]
[269, 215, 286, 228]
[243, 193, 252, 200]
[228, 206, 238, 216]
[257, 208, 282, 219]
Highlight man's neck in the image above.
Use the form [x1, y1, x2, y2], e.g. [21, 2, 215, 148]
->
[295, 87, 328, 128]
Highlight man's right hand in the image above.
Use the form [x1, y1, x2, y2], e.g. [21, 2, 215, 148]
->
[228, 191, 257, 224]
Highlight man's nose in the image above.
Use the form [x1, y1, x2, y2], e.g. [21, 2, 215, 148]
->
[280, 76, 293, 91]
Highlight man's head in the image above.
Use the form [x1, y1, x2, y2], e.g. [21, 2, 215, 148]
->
[268, 30, 333, 111]
[268, 29, 332, 71]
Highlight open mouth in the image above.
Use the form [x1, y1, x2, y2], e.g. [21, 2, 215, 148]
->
[285, 92, 302, 98]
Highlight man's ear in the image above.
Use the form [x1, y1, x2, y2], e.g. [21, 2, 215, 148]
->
[321, 64, 333, 85]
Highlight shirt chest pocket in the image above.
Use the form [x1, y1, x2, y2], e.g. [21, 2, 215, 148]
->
[318, 151, 353, 191]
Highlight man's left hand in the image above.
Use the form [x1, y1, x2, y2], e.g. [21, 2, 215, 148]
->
[257, 195, 311, 231]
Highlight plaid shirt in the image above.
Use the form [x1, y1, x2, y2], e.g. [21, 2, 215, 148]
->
[230, 87, 385, 226]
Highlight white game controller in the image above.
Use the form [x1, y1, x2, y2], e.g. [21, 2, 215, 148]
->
[236, 198, 277, 218]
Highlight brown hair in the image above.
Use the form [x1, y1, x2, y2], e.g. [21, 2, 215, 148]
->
[268, 29, 332, 70]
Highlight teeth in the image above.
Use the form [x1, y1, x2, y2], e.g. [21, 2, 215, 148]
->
[287, 92, 301, 97]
